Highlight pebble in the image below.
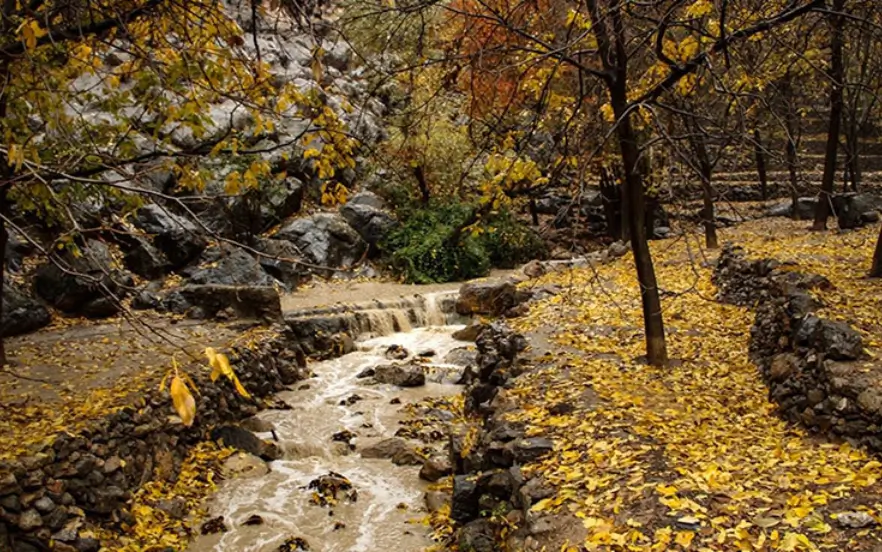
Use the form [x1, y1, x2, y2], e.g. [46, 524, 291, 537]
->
[836, 511, 876, 528]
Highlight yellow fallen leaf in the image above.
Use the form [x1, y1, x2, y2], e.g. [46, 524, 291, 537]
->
[170, 376, 196, 427]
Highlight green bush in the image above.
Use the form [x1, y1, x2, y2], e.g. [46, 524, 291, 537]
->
[382, 203, 490, 284]
[479, 209, 547, 269]
[382, 203, 546, 283]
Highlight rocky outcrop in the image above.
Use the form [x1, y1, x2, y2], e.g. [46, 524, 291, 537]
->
[273, 213, 367, 270]
[339, 203, 396, 252]
[1, 283, 51, 337]
[373, 363, 425, 387]
[832, 192, 882, 229]
[162, 285, 283, 322]
[712, 245, 882, 450]
[456, 281, 521, 317]
[0, 327, 310, 552]
[133, 204, 207, 269]
[765, 197, 819, 220]
[186, 246, 275, 287]
[33, 240, 133, 319]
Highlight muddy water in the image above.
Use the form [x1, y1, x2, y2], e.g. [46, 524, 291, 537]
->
[189, 326, 468, 552]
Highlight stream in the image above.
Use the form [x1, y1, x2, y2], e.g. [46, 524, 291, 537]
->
[190, 294, 467, 552]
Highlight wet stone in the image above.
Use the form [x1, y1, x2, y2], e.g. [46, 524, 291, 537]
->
[419, 457, 453, 482]
[451, 475, 479, 522]
[242, 514, 264, 526]
[278, 537, 311, 551]
[19, 508, 43, 530]
[200, 515, 228, 535]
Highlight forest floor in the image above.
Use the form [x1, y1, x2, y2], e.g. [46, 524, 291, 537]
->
[510, 218, 882, 551]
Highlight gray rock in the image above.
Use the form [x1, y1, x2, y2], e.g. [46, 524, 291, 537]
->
[419, 457, 453, 482]
[133, 204, 206, 268]
[253, 238, 307, 289]
[347, 191, 386, 210]
[339, 203, 397, 250]
[34, 239, 132, 318]
[33, 496, 55, 514]
[451, 475, 479, 522]
[766, 197, 818, 220]
[373, 363, 425, 387]
[360, 438, 421, 465]
[19, 508, 42, 530]
[188, 246, 274, 286]
[211, 426, 283, 461]
[122, 235, 170, 279]
[425, 491, 449, 513]
[453, 322, 488, 342]
[507, 437, 554, 464]
[836, 511, 876, 528]
[457, 519, 496, 552]
[273, 213, 367, 270]
[173, 284, 282, 322]
[456, 281, 518, 316]
[155, 496, 187, 519]
[795, 315, 863, 360]
[443, 347, 478, 367]
[1, 283, 50, 337]
[833, 193, 882, 229]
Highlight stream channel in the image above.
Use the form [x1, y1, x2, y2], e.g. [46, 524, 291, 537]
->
[190, 291, 468, 552]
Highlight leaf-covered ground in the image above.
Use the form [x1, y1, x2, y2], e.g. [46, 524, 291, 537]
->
[0, 318, 244, 461]
[510, 219, 882, 551]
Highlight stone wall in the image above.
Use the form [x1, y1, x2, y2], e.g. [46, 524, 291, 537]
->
[444, 323, 557, 552]
[713, 246, 882, 450]
[0, 326, 310, 552]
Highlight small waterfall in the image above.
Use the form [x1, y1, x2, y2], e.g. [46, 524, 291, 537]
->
[284, 290, 465, 341]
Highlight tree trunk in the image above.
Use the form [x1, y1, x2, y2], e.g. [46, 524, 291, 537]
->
[413, 164, 430, 206]
[813, 0, 846, 230]
[753, 128, 769, 201]
[684, 113, 718, 248]
[0, 58, 8, 367]
[871, 222, 882, 277]
[588, 0, 666, 365]
[783, 72, 802, 219]
[845, 122, 861, 192]
[529, 198, 539, 226]
[612, 93, 667, 366]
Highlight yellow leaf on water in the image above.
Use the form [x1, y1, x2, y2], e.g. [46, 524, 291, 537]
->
[170, 376, 196, 427]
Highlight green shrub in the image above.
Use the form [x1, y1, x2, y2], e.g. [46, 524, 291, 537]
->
[382, 202, 490, 284]
[382, 203, 546, 283]
[479, 209, 547, 269]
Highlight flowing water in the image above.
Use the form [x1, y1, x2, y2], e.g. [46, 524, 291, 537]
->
[190, 293, 468, 552]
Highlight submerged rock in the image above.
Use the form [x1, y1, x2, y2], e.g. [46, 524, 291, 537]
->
[373, 363, 425, 387]
[211, 426, 282, 461]
[307, 472, 357, 506]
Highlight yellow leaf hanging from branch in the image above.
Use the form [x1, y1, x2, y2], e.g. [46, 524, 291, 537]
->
[206, 347, 251, 399]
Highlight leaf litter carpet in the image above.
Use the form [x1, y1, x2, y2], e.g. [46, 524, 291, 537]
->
[510, 219, 882, 551]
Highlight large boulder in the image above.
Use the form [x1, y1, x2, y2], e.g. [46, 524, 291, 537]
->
[339, 203, 396, 251]
[373, 363, 425, 387]
[766, 197, 818, 220]
[1, 283, 51, 337]
[34, 240, 133, 318]
[122, 235, 170, 279]
[795, 314, 864, 361]
[133, 204, 207, 268]
[273, 213, 367, 270]
[833, 193, 882, 229]
[5, 228, 33, 273]
[164, 285, 282, 322]
[347, 191, 386, 210]
[187, 246, 274, 286]
[253, 238, 307, 288]
[456, 281, 518, 316]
